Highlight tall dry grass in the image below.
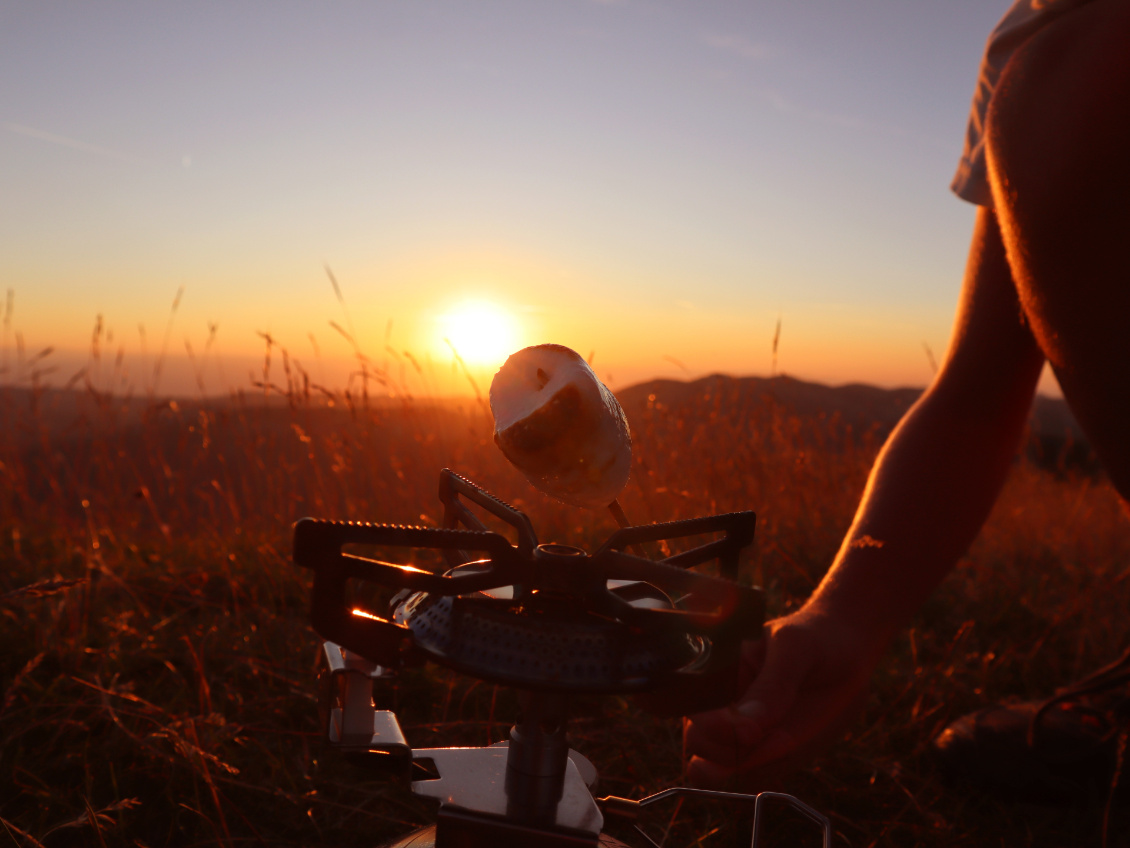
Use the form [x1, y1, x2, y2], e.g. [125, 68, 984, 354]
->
[1, 328, 1129, 847]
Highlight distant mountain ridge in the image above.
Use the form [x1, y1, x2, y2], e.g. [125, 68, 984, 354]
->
[617, 373, 1085, 443]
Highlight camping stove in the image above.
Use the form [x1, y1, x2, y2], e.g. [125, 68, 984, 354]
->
[293, 469, 830, 848]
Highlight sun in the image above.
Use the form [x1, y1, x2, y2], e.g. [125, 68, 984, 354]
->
[439, 301, 519, 367]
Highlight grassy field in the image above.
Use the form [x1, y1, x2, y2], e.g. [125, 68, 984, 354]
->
[2, 350, 1129, 847]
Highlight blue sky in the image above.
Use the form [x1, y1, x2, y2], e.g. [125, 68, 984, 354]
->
[2, 1, 1037, 396]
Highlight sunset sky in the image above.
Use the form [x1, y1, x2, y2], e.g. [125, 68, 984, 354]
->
[2, 1, 1052, 397]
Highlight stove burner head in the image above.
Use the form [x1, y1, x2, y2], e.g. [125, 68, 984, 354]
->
[293, 470, 763, 712]
[393, 561, 704, 692]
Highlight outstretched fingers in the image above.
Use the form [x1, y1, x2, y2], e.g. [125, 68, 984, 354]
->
[684, 626, 815, 782]
[683, 612, 878, 788]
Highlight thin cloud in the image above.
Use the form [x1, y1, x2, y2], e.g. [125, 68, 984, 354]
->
[761, 87, 870, 130]
[701, 32, 775, 63]
[700, 32, 945, 149]
[4, 122, 140, 163]
[755, 86, 949, 151]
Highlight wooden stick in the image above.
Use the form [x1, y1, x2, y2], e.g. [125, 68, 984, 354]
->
[607, 498, 632, 529]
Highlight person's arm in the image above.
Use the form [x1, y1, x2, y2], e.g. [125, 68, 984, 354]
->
[809, 204, 1047, 643]
[685, 207, 1047, 784]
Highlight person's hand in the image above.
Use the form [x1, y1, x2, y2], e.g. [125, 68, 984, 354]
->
[684, 606, 884, 787]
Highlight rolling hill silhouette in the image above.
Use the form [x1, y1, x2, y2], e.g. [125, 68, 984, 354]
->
[616, 373, 1092, 474]
[2, 372, 1094, 475]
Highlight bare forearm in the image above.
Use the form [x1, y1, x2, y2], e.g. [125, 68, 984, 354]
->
[806, 208, 1046, 653]
[807, 381, 1034, 648]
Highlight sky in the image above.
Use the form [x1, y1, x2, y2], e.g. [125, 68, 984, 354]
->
[2, 0, 1054, 398]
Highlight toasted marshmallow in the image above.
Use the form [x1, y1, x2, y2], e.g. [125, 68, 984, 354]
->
[490, 345, 631, 509]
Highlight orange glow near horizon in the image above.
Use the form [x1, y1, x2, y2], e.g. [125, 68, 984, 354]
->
[1, 296, 959, 398]
[9, 259, 1064, 398]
